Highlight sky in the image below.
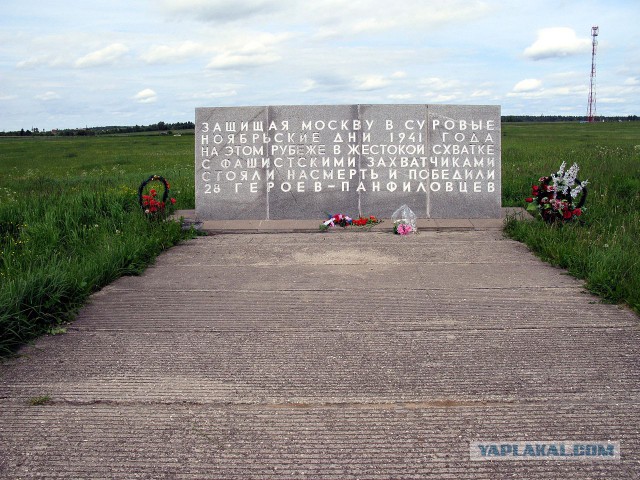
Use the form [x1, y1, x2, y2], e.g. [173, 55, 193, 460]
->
[1, 0, 639, 131]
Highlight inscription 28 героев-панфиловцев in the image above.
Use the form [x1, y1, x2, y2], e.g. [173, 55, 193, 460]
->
[195, 104, 501, 220]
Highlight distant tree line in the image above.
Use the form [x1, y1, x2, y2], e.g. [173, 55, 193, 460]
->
[0, 121, 195, 137]
[2, 116, 639, 137]
[502, 115, 639, 122]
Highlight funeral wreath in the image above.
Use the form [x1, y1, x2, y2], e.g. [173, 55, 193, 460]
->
[138, 175, 177, 217]
[526, 162, 587, 223]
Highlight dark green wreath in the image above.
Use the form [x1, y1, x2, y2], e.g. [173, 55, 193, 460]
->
[138, 175, 170, 212]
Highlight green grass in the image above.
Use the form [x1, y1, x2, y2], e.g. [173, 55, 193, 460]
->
[1, 124, 639, 355]
[28, 395, 52, 406]
[502, 122, 640, 313]
[0, 134, 196, 356]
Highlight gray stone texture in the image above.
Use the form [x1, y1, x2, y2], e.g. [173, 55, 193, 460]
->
[427, 104, 501, 218]
[195, 104, 501, 220]
[195, 106, 268, 220]
[267, 105, 360, 220]
[359, 104, 429, 217]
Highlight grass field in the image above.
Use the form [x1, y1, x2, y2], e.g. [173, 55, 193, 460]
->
[1, 122, 639, 355]
[0, 134, 197, 355]
[502, 122, 640, 314]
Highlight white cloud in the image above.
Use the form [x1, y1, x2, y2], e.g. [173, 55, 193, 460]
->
[206, 33, 289, 69]
[207, 52, 280, 69]
[355, 75, 391, 91]
[598, 97, 626, 104]
[301, 79, 317, 92]
[419, 77, 460, 91]
[624, 77, 639, 86]
[17, 57, 45, 69]
[513, 79, 542, 93]
[471, 90, 491, 97]
[429, 94, 457, 102]
[388, 93, 414, 100]
[391, 71, 407, 79]
[160, 0, 489, 40]
[75, 43, 129, 68]
[141, 41, 203, 64]
[134, 89, 157, 103]
[0, 94, 18, 101]
[309, 0, 490, 38]
[35, 91, 61, 101]
[186, 90, 238, 100]
[17, 55, 68, 69]
[159, 0, 280, 22]
[524, 28, 591, 60]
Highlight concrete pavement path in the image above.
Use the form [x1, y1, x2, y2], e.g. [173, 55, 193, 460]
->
[1, 227, 639, 478]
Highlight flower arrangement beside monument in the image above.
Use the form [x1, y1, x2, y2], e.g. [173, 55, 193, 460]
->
[391, 204, 417, 235]
[319, 214, 381, 231]
[394, 222, 413, 235]
[138, 175, 176, 218]
[526, 162, 587, 223]
[320, 213, 352, 231]
[352, 215, 380, 227]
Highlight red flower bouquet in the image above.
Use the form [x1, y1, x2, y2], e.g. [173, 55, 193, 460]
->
[526, 162, 587, 223]
[138, 175, 177, 218]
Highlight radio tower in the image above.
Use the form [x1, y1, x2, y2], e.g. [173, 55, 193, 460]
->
[587, 26, 599, 123]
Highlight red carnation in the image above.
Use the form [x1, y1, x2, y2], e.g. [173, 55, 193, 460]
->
[573, 208, 582, 216]
[563, 209, 573, 220]
[170, 198, 176, 204]
[525, 197, 534, 203]
[150, 188, 157, 197]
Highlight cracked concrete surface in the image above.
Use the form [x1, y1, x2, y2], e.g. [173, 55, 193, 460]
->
[1, 229, 639, 479]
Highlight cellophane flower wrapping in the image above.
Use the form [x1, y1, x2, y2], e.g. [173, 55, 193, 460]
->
[391, 204, 417, 234]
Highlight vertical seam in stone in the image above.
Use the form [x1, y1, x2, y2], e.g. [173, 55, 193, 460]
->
[195, 108, 199, 218]
[357, 104, 362, 218]
[426, 105, 431, 218]
[265, 106, 271, 220]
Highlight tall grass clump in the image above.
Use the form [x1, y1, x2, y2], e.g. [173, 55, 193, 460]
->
[502, 122, 640, 313]
[0, 134, 195, 355]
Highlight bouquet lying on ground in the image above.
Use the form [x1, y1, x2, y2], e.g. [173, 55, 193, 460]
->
[319, 213, 381, 231]
[526, 162, 587, 223]
[320, 213, 352, 231]
[352, 215, 380, 227]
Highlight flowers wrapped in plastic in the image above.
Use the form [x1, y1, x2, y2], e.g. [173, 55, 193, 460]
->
[392, 204, 417, 235]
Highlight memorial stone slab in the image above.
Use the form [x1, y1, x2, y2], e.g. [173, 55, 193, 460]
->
[195, 104, 501, 220]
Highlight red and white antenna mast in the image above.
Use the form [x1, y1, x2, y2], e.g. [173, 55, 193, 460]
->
[587, 26, 599, 123]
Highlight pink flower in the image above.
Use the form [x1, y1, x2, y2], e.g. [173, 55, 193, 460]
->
[396, 224, 412, 235]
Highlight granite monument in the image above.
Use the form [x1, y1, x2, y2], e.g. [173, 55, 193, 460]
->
[195, 104, 501, 220]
